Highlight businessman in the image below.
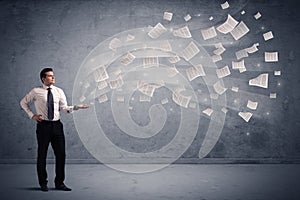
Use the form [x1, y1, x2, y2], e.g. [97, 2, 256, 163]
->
[20, 68, 89, 192]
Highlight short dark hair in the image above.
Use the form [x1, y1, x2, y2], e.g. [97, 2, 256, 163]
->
[40, 68, 53, 83]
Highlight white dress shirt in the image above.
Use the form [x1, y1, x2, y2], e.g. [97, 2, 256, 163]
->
[20, 84, 74, 121]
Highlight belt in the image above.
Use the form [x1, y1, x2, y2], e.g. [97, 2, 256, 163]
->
[40, 119, 60, 123]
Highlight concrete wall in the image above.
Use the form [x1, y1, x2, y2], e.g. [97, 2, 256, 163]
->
[0, 0, 299, 163]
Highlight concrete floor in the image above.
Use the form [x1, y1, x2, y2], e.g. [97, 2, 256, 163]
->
[1, 164, 300, 200]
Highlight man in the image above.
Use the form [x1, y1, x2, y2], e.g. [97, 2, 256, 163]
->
[20, 68, 89, 192]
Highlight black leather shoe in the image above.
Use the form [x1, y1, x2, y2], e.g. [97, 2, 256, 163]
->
[55, 184, 72, 191]
[40, 185, 49, 192]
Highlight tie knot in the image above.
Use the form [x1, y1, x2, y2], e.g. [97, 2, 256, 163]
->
[47, 88, 51, 91]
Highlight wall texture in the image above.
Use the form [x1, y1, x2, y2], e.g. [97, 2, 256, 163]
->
[0, 0, 299, 163]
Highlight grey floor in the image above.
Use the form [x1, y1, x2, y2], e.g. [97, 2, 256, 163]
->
[1, 164, 300, 200]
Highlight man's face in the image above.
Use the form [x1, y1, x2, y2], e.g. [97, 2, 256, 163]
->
[42, 71, 55, 86]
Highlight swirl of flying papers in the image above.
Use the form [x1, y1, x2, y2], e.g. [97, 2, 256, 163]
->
[72, 2, 281, 173]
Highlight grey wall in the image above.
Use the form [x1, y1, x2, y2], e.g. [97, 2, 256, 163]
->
[0, 0, 299, 163]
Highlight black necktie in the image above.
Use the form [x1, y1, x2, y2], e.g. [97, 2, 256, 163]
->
[47, 88, 54, 120]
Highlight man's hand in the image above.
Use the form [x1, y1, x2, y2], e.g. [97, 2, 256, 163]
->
[32, 114, 43, 123]
[74, 104, 89, 110]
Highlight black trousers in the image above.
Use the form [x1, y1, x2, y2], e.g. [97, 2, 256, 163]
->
[36, 120, 66, 186]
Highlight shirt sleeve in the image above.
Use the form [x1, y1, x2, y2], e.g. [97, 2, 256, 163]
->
[20, 89, 35, 119]
[58, 88, 74, 114]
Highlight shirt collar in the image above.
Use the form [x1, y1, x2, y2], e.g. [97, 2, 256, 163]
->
[42, 84, 54, 90]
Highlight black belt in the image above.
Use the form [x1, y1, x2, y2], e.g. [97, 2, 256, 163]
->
[40, 119, 60, 123]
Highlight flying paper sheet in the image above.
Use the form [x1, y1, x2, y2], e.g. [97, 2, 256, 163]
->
[173, 26, 192, 38]
[140, 94, 152, 102]
[97, 80, 108, 90]
[274, 70, 281, 76]
[93, 66, 109, 82]
[172, 91, 191, 108]
[238, 112, 253, 122]
[148, 23, 167, 39]
[231, 86, 239, 92]
[265, 52, 278, 62]
[109, 75, 124, 90]
[160, 40, 172, 51]
[186, 65, 206, 81]
[230, 21, 250, 40]
[211, 54, 222, 63]
[109, 38, 122, 51]
[201, 26, 217, 40]
[126, 34, 135, 41]
[213, 43, 226, 55]
[216, 65, 231, 78]
[117, 96, 125, 102]
[121, 52, 136, 65]
[249, 73, 269, 88]
[203, 108, 214, 117]
[213, 81, 227, 95]
[98, 94, 108, 103]
[235, 49, 249, 60]
[168, 55, 181, 63]
[161, 98, 169, 104]
[143, 57, 159, 68]
[246, 43, 259, 54]
[263, 31, 274, 41]
[184, 14, 192, 22]
[163, 12, 173, 21]
[221, 1, 230, 9]
[254, 12, 262, 20]
[221, 107, 228, 113]
[217, 14, 239, 34]
[232, 59, 245, 69]
[247, 100, 258, 110]
[182, 41, 200, 61]
[167, 66, 179, 77]
[270, 93, 277, 99]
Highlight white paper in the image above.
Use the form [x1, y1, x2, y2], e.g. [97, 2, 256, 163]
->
[186, 65, 206, 81]
[235, 49, 249, 60]
[213, 81, 227, 95]
[254, 12, 262, 20]
[97, 80, 108, 90]
[221, 1, 230, 9]
[143, 57, 159, 68]
[203, 108, 214, 117]
[168, 55, 181, 63]
[246, 43, 259, 54]
[216, 65, 231, 78]
[213, 43, 226, 55]
[265, 52, 278, 62]
[148, 23, 167, 39]
[231, 86, 239, 92]
[173, 26, 192, 38]
[247, 100, 258, 110]
[182, 41, 200, 61]
[140, 94, 152, 102]
[209, 16, 214, 21]
[160, 40, 172, 51]
[217, 14, 239, 34]
[117, 96, 125, 102]
[201, 26, 217, 40]
[172, 91, 191, 108]
[270, 93, 277, 99]
[221, 107, 228, 113]
[93, 66, 109, 82]
[98, 94, 108, 103]
[274, 70, 281, 76]
[230, 21, 250, 40]
[211, 54, 222, 63]
[126, 34, 135, 41]
[241, 10, 246, 15]
[189, 102, 197, 109]
[109, 38, 122, 51]
[161, 98, 169, 104]
[263, 31, 274, 41]
[249, 73, 269, 88]
[232, 59, 245, 69]
[163, 12, 173, 21]
[238, 112, 253, 122]
[109, 75, 124, 89]
[121, 52, 136, 65]
[167, 66, 179, 77]
[184, 14, 191, 22]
